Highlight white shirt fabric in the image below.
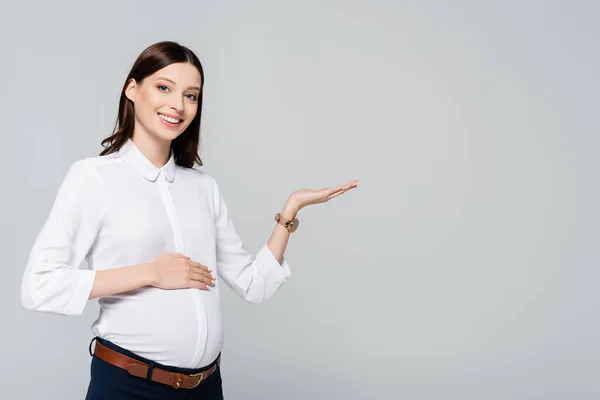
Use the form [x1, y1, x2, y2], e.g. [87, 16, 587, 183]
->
[21, 139, 291, 368]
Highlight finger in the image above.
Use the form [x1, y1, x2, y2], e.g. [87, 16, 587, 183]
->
[326, 191, 345, 201]
[327, 186, 345, 196]
[329, 182, 358, 198]
[191, 267, 215, 281]
[190, 267, 213, 282]
[326, 187, 353, 201]
[190, 281, 209, 290]
[189, 261, 212, 273]
[327, 180, 358, 194]
[191, 272, 215, 286]
[343, 180, 359, 190]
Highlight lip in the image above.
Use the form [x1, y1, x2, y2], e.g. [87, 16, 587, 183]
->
[158, 112, 184, 121]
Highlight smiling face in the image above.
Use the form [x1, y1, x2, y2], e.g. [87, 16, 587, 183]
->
[125, 62, 202, 143]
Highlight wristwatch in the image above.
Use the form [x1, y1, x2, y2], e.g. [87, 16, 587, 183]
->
[275, 213, 299, 233]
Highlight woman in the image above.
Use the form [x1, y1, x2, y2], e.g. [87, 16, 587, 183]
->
[20, 41, 358, 399]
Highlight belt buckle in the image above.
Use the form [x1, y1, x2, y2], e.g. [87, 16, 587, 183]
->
[172, 371, 204, 390]
[190, 371, 204, 388]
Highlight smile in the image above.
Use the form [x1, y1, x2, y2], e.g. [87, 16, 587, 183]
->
[158, 113, 183, 124]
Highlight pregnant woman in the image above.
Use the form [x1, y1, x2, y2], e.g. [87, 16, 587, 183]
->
[20, 40, 358, 399]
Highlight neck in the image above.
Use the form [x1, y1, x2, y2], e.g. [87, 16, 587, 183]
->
[130, 133, 171, 168]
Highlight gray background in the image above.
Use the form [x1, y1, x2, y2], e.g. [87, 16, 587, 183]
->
[1, 1, 598, 399]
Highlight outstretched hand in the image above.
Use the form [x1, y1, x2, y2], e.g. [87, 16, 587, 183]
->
[285, 180, 359, 212]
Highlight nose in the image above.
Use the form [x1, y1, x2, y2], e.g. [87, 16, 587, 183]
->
[168, 94, 184, 113]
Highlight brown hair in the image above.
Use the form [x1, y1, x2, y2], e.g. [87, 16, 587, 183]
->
[100, 41, 205, 168]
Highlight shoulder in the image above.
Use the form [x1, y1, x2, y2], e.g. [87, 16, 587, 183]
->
[66, 153, 126, 178]
[64, 157, 99, 180]
[51, 156, 111, 208]
[69, 150, 122, 169]
[61, 154, 124, 192]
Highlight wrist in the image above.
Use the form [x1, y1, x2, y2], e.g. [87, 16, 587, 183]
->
[141, 263, 158, 287]
[281, 201, 300, 220]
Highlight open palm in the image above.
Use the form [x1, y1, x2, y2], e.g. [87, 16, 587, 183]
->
[289, 180, 359, 209]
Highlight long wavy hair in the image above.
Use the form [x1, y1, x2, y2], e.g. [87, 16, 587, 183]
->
[100, 41, 205, 168]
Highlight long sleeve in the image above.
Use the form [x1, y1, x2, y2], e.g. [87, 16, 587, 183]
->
[211, 177, 291, 303]
[21, 160, 105, 316]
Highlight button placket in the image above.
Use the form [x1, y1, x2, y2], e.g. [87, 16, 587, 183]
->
[157, 172, 208, 367]
[157, 174, 185, 254]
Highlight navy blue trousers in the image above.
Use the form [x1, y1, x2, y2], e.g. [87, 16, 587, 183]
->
[85, 338, 224, 399]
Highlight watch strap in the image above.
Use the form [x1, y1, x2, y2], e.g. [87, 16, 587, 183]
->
[275, 213, 299, 232]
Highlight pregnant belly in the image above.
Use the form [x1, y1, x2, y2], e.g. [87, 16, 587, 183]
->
[95, 286, 213, 368]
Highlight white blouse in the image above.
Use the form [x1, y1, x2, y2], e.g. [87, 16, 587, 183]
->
[21, 139, 291, 368]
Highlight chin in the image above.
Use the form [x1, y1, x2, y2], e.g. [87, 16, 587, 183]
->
[152, 124, 188, 141]
[159, 129, 185, 141]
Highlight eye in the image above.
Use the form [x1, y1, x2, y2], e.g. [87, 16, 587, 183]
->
[157, 85, 170, 92]
[185, 93, 198, 101]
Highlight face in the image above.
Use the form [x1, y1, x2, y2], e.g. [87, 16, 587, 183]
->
[125, 62, 202, 142]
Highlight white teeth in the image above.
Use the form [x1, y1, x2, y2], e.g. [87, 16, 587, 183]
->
[159, 114, 182, 124]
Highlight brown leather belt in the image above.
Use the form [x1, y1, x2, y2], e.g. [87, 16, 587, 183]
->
[93, 340, 220, 389]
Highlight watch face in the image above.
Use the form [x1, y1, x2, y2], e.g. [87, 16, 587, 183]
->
[275, 213, 298, 232]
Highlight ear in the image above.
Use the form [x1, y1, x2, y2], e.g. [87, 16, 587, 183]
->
[124, 79, 137, 102]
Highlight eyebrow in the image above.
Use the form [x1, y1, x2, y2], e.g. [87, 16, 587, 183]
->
[156, 77, 201, 91]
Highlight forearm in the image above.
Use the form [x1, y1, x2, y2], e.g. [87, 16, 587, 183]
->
[89, 263, 155, 299]
[267, 201, 299, 264]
